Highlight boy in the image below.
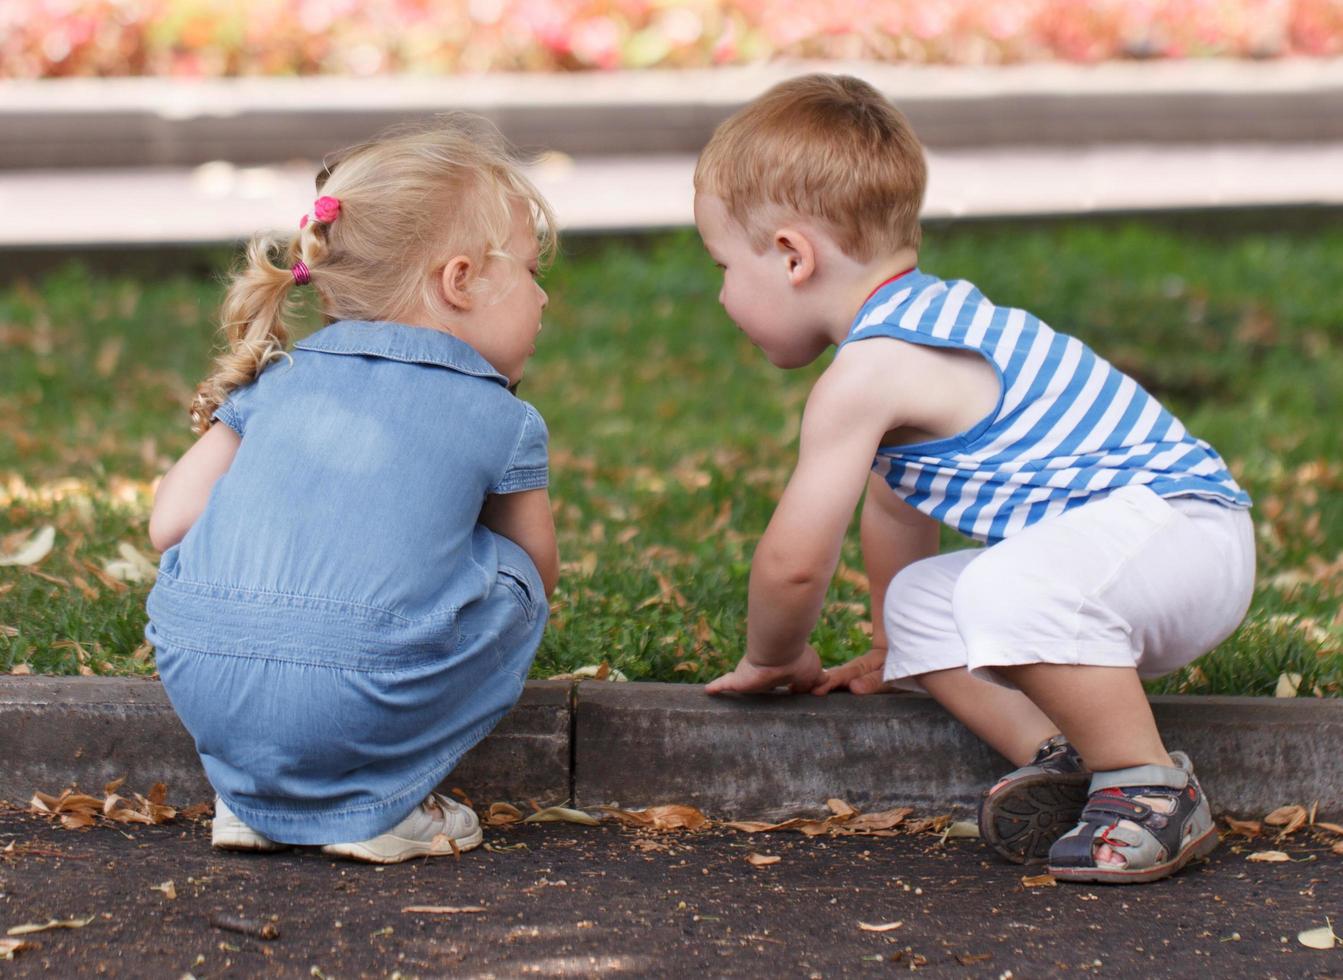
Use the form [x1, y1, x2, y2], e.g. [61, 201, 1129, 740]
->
[696, 75, 1254, 884]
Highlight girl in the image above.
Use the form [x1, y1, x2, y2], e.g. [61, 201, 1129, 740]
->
[145, 116, 559, 863]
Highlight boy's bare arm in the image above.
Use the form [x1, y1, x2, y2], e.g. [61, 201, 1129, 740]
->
[814, 473, 939, 694]
[707, 353, 909, 694]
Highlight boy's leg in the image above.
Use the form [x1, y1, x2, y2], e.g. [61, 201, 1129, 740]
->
[995, 663, 1173, 770]
[918, 667, 1059, 768]
[885, 552, 1092, 864]
[952, 490, 1255, 880]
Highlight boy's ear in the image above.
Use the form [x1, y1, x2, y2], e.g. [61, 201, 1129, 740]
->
[438, 255, 476, 311]
[774, 228, 816, 286]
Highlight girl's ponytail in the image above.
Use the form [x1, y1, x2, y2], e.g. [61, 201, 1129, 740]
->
[190, 235, 301, 435]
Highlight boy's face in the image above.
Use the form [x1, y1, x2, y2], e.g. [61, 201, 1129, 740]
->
[694, 193, 824, 369]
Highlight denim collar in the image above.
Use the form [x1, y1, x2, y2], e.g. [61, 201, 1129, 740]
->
[295, 320, 508, 386]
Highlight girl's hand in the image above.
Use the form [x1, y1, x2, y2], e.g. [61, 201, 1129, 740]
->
[705, 645, 825, 695]
[813, 647, 895, 696]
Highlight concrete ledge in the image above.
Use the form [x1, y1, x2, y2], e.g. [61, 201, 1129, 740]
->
[0, 677, 571, 806]
[573, 684, 1343, 819]
[3, 678, 1340, 819]
[3, 58, 1342, 170]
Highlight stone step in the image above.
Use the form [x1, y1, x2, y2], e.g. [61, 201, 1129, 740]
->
[2, 142, 1341, 249]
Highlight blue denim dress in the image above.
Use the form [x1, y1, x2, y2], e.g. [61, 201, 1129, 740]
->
[146, 321, 549, 845]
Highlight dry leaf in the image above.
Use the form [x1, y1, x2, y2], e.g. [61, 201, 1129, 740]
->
[153, 880, 176, 900]
[1333, 841, 1343, 856]
[1275, 672, 1302, 698]
[102, 542, 158, 584]
[1223, 818, 1261, 838]
[943, 820, 980, 839]
[1298, 922, 1338, 950]
[401, 906, 486, 915]
[723, 818, 804, 833]
[746, 853, 780, 866]
[1247, 850, 1292, 862]
[846, 807, 913, 833]
[0, 938, 33, 960]
[0, 526, 56, 567]
[521, 806, 600, 827]
[7, 915, 97, 936]
[485, 802, 524, 826]
[547, 663, 629, 682]
[857, 921, 903, 933]
[9, 663, 31, 675]
[599, 804, 708, 832]
[1313, 821, 1343, 836]
[1021, 874, 1057, 888]
[1264, 805, 1308, 837]
[826, 799, 858, 819]
[103, 776, 126, 796]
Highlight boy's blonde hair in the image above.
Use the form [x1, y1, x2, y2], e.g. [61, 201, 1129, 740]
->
[191, 114, 557, 434]
[694, 74, 926, 262]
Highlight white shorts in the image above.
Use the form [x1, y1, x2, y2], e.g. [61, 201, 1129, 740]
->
[882, 485, 1256, 689]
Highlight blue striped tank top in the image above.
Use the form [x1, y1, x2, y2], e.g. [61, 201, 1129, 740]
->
[840, 270, 1251, 545]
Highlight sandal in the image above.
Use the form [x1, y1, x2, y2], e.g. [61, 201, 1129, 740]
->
[1048, 751, 1218, 884]
[979, 734, 1090, 865]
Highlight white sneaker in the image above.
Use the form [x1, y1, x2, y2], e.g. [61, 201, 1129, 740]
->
[321, 793, 483, 864]
[211, 797, 288, 852]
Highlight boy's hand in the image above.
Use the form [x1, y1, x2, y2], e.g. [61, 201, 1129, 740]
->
[813, 647, 895, 696]
[705, 645, 825, 695]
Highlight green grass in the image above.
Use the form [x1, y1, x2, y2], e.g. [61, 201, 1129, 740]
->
[2, 219, 1341, 695]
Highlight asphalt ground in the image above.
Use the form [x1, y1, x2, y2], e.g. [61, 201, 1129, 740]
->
[2, 804, 1340, 978]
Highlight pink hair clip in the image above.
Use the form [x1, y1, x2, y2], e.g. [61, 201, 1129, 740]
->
[291, 260, 312, 286]
[313, 196, 341, 223]
[297, 196, 341, 231]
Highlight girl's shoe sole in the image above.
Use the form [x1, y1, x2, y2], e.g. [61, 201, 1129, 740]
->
[979, 772, 1091, 865]
[320, 827, 484, 864]
[1048, 824, 1219, 885]
[211, 831, 289, 853]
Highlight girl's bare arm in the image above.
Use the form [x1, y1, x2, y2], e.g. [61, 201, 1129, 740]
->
[480, 488, 560, 597]
[148, 423, 241, 551]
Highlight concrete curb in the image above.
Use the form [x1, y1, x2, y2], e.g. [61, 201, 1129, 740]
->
[3, 58, 1342, 170]
[3, 677, 1340, 819]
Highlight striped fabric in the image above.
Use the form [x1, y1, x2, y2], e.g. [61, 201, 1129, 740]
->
[841, 270, 1251, 544]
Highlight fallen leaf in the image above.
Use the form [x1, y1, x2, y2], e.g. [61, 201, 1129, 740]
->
[858, 921, 903, 933]
[1333, 841, 1343, 856]
[746, 853, 780, 867]
[722, 818, 804, 833]
[1247, 850, 1292, 862]
[153, 880, 177, 900]
[1275, 672, 1302, 697]
[826, 799, 858, 819]
[547, 663, 629, 682]
[1223, 818, 1261, 838]
[401, 906, 486, 915]
[484, 802, 525, 826]
[1022, 874, 1057, 888]
[521, 806, 601, 827]
[0, 526, 56, 567]
[846, 807, 913, 833]
[103, 777, 126, 796]
[1264, 805, 1309, 837]
[0, 938, 33, 960]
[9, 664, 31, 675]
[7, 915, 97, 936]
[599, 804, 708, 832]
[956, 953, 993, 966]
[943, 820, 980, 839]
[1313, 821, 1343, 836]
[1298, 922, 1338, 950]
[102, 542, 158, 584]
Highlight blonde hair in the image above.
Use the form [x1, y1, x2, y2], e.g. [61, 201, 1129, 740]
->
[190, 114, 557, 434]
[694, 74, 926, 262]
